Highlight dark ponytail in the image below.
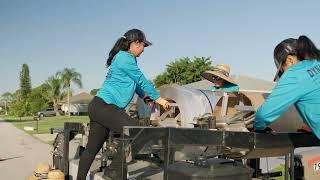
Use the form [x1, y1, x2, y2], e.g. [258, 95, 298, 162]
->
[296, 35, 320, 61]
[106, 37, 130, 67]
[106, 29, 150, 67]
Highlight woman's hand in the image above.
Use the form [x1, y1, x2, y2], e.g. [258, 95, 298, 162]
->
[155, 97, 171, 111]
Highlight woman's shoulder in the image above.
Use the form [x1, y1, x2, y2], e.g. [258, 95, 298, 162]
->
[113, 51, 136, 64]
[287, 60, 320, 76]
[293, 60, 320, 69]
[116, 51, 135, 59]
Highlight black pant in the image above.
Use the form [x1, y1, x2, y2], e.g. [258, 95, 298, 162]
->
[76, 97, 137, 180]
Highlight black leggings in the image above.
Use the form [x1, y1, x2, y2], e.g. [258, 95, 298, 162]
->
[76, 96, 137, 180]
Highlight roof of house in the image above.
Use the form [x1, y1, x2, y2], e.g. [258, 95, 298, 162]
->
[61, 92, 94, 104]
[184, 75, 275, 93]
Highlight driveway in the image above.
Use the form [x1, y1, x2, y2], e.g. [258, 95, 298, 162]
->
[0, 118, 52, 179]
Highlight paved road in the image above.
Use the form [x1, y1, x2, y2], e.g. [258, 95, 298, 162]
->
[0, 118, 52, 179]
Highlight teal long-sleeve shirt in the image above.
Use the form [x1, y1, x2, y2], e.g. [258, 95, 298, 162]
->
[211, 82, 240, 92]
[96, 51, 160, 109]
[254, 60, 320, 139]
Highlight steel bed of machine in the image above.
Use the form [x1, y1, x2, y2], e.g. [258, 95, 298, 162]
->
[58, 122, 320, 180]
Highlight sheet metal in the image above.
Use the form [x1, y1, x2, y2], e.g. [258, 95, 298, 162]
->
[158, 85, 221, 127]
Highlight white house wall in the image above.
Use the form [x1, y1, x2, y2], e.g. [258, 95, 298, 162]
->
[61, 104, 89, 113]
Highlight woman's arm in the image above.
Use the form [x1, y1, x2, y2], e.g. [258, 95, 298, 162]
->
[135, 84, 145, 98]
[254, 72, 304, 130]
[118, 57, 160, 100]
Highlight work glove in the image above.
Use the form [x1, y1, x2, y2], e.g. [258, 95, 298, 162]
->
[155, 97, 171, 111]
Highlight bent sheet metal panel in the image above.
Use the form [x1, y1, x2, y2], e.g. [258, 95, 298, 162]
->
[158, 85, 221, 127]
[157, 85, 304, 132]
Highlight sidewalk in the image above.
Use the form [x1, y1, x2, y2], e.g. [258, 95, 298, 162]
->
[33, 133, 58, 143]
[0, 118, 52, 179]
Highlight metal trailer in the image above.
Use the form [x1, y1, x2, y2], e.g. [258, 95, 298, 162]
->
[53, 83, 320, 180]
[57, 122, 320, 180]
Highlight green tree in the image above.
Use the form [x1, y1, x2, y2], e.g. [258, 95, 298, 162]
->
[154, 57, 214, 87]
[1, 92, 14, 115]
[154, 73, 170, 88]
[57, 68, 83, 116]
[20, 64, 32, 101]
[9, 100, 25, 117]
[6, 90, 22, 116]
[44, 74, 65, 115]
[27, 84, 50, 115]
[90, 88, 99, 96]
[13, 90, 21, 102]
[14, 63, 33, 116]
[1, 92, 14, 102]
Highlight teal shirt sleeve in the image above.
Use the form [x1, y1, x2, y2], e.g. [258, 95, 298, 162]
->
[118, 57, 160, 100]
[135, 85, 145, 98]
[253, 72, 304, 130]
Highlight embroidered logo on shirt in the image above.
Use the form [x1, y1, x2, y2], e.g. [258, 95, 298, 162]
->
[307, 64, 320, 78]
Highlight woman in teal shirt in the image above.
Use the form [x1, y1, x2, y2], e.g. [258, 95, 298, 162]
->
[202, 64, 239, 92]
[254, 35, 320, 139]
[77, 29, 170, 180]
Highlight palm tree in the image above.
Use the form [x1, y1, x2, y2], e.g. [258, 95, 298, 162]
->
[44, 75, 64, 115]
[1, 92, 14, 115]
[57, 68, 83, 116]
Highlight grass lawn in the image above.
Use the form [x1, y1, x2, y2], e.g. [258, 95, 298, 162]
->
[271, 163, 287, 180]
[1, 115, 89, 134]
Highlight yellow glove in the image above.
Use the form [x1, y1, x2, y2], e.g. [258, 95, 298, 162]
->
[155, 97, 170, 110]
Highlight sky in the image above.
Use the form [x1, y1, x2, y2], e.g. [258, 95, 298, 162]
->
[1, 0, 320, 95]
